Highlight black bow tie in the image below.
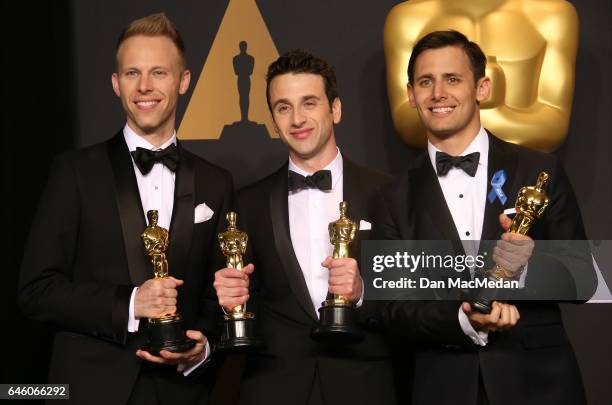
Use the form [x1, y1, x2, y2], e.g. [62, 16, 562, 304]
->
[288, 169, 332, 192]
[435, 151, 480, 177]
[131, 144, 180, 175]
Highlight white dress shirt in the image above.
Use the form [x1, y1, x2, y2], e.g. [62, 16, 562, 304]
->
[428, 127, 490, 346]
[123, 124, 208, 373]
[288, 149, 363, 314]
[289, 150, 344, 312]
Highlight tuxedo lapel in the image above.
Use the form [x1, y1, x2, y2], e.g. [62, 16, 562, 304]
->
[168, 143, 195, 280]
[107, 133, 150, 286]
[269, 165, 318, 322]
[481, 132, 519, 241]
[342, 158, 367, 259]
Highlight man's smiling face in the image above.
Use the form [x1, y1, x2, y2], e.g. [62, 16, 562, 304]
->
[408, 46, 489, 142]
[112, 35, 190, 138]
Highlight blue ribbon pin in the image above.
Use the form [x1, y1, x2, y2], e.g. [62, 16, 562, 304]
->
[488, 169, 507, 205]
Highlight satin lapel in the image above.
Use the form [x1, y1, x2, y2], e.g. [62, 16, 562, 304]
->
[107, 133, 150, 285]
[481, 133, 519, 241]
[414, 155, 462, 242]
[168, 143, 195, 280]
[342, 158, 367, 259]
[269, 165, 318, 321]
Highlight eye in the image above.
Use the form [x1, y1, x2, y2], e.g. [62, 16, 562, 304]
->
[448, 76, 460, 84]
[304, 100, 317, 109]
[418, 78, 431, 87]
[153, 69, 167, 77]
[276, 104, 290, 114]
[125, 70, 138, 77]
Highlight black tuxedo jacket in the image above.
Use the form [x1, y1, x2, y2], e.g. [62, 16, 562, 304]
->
[372, 133, 596, 405]
[235, 157, 397, 405]
[19, 133, 233, 405]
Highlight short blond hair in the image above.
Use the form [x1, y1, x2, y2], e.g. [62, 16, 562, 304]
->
[116, 12, 186, 69]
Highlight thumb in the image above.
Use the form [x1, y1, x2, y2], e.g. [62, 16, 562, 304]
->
[243, 263, 255, 275]
[168, 277, 184, 286]
[321, 256, 333, 268]
[499, 213, 513, 231]
[462, 301, 472, 314]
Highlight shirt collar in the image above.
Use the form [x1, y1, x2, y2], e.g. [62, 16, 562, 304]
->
[427, 126, 489, 171]
[288, 147, 343, 189]
[123, 123, 177, 152]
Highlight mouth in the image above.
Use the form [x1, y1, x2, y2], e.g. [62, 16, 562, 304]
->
[134, 99, 161, 110]
[289, 128, 313, 139]
[429, 106, 455, 116]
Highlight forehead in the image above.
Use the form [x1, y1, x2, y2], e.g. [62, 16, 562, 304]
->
[116, 35, 181, 68]
[413, 46, 471, 77]
[269, 73, 326, 102]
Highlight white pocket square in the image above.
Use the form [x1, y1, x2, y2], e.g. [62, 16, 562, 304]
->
[194, 202, 214, 224]
[359, 220, 372, 230]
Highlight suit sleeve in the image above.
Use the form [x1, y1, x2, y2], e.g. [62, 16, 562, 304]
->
[18, 154, 133, 344]
[194, 171, 236, 344]
[368, 187, 474, 348]
[514, 158, 597, 301]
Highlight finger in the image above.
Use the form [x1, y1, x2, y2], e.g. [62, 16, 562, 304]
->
[488, 302, 502, 323]
[163, 289, 178, 298]
[186, 330, 207, 345]
[462, 302, 472, 314]
[218, 277, 249, 288]
[321, 256, 333, 268]
[243, 263, 255, 275]
[220, 295, 249, 309]
[216, 268, 248, 280]
[136, 349, 168, 364]
[161, 278, 181, 288]
[508, 306, 518, 326]
[499, 213, 512, 231]
[499, 304, 511, 327]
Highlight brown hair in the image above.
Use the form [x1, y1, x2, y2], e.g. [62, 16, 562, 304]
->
[115, 12, 186, 69]
[408, 30, 486, 86]
[265, 49, 338, 111]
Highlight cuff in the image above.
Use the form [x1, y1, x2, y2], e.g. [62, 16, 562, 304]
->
[127, 287, 140, 333]
[178, 341, 211, 376]
[355, 277, 365, 308]
[458, 305, 488, 346]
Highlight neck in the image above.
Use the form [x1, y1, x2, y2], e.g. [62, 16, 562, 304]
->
[127, 121, 175, 148]
[428, 119, 481, 156]
[289, 140, 338, 173]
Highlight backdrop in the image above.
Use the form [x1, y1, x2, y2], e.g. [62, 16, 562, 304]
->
[5, 1, 611, 404]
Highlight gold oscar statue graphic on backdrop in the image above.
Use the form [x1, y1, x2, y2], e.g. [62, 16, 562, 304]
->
[384, 0, 578, 151]
[179, 0, 279, 140]
[141, 210, 195, 355]
[312, 202, 364, 343]
[472, 172, 550, 313]
[217, 212, 262, 351]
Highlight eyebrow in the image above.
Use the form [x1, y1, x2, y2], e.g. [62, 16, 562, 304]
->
[272, 94, 321, 109]
[416, 72, 464, 81]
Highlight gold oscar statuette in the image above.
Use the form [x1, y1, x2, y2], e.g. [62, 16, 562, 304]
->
[217, 212, 262, 351]
[311, 201, 364, 343]
[472, 172, 550, 313]
[141, 210, 195, 355]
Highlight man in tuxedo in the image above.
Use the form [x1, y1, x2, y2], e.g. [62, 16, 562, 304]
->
[19, 13, 233, 405]
[213, 50, 397, 405]
[373, 30, 596, 405]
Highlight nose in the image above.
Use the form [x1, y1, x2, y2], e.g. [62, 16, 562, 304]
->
[431, 81, 447, 101]
[291, 107, 306, 127]
[137, 73, 153, 93]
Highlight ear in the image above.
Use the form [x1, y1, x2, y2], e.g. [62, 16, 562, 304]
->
[331, 97, 342, 124]
[475, 76, 491, 103]
[179, 70, 191, 95]
[407, 84, 416, 108]
[111, 73, 120, 97]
